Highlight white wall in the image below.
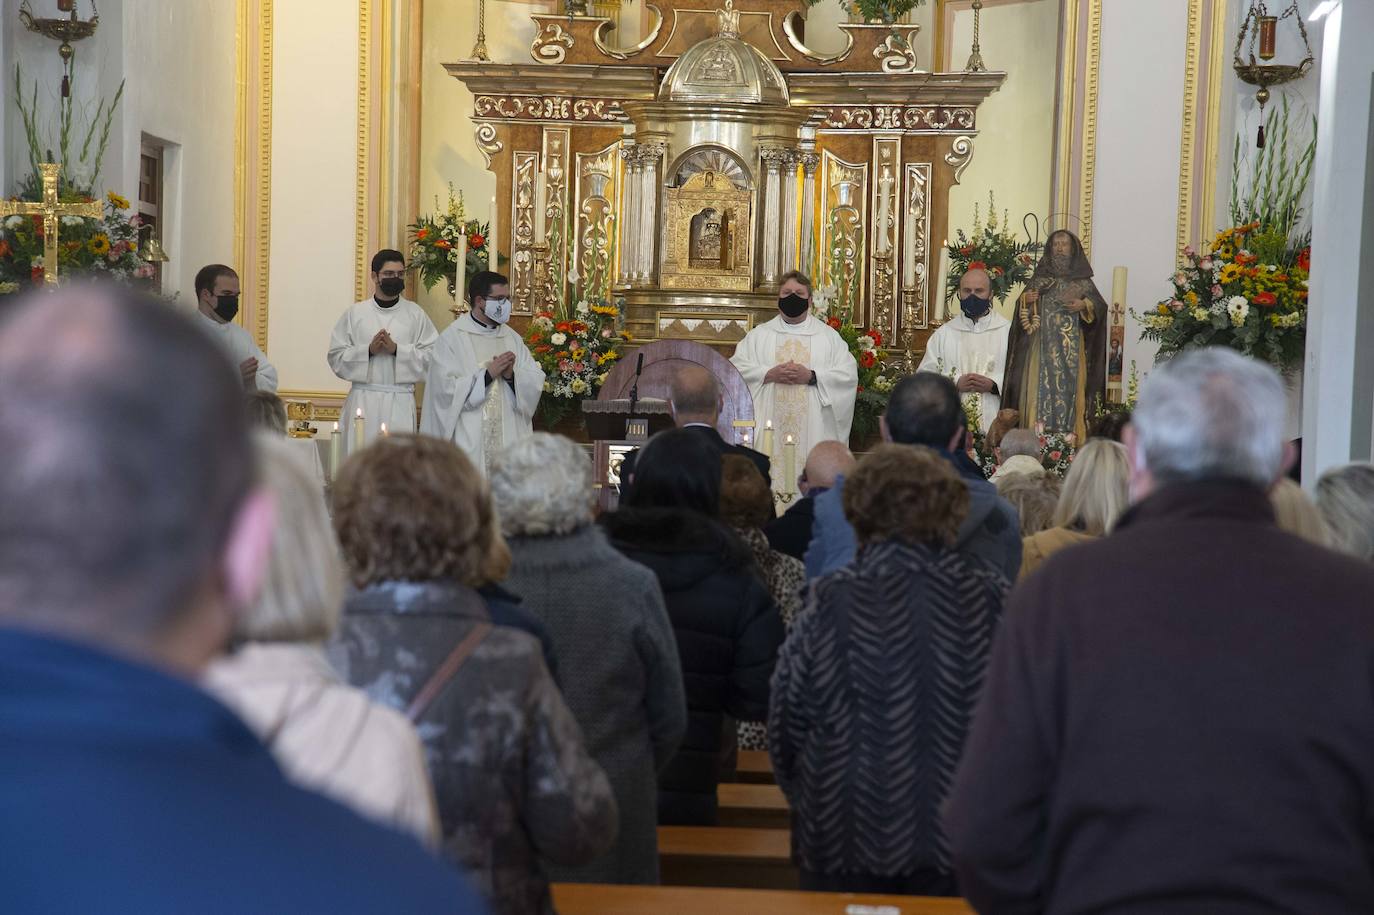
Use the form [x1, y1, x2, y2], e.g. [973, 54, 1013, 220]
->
[1302, 0, 1374, 478]
[1091, 0, 1190, 376]
[119, 1, 236, 301]
[945, 0, 1057, 320]
[266, 0, 363, 393]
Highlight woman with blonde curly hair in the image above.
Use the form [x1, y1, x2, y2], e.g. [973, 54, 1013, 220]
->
[769, 444, 1010, 896]
[328, 435, 617, 915]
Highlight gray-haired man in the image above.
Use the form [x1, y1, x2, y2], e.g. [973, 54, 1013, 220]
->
[948, 347, 1374, 915]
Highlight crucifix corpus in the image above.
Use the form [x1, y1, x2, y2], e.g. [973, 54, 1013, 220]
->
[0, 162, 104, 285]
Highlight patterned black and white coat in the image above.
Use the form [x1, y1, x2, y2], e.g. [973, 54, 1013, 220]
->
[768, 540, 1009, 879]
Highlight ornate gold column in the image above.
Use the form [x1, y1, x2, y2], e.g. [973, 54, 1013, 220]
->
[798, 150, 819, 280]
[760, 146, 789, 287]
[617, 144, 640, 287]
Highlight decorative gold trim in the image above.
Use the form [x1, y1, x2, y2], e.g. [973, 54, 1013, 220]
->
[593, 4, 664, 60]
[782, 11, 853, 66]
[1053, 0, 1080, 223]
[355, 0, 373, 303]
[1179, 0, 1228, 254]
[234, 0, 273, 351]
[1078, 0, 1101, 256]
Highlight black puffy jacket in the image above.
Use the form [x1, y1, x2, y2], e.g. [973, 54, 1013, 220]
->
[600, 507, 784, 825]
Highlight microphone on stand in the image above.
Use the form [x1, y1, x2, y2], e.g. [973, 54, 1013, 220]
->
[628, 352, 644, 416]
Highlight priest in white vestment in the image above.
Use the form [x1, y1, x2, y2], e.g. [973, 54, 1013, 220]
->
[918, 267, 1010, 433]
[327, 249, 438, 457]
[194, 264, 277, 392]
[419, 271, 543, 474]
[731, 271, 857, 490]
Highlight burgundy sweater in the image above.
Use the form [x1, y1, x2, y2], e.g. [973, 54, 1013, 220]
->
[947, 481, 1374, 914]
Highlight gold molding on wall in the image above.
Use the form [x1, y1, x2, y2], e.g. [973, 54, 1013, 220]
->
[234, 0, 274, 350]
[1051, 0, 1100, 256]
[355, 0, 374, 303]
[1177, 0, 1229, 256]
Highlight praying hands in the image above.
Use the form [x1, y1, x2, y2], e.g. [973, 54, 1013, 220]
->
[764, 361, 812, 386]
[369, 329, 398, 356]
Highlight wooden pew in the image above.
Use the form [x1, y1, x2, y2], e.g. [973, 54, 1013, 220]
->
[733, 749, 775, 784]
[717, 782, 790, 829]
[657, 825, 796, 889]
[552, 883, 976, 914]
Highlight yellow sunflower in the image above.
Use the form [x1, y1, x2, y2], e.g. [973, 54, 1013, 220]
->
[106, 191, 130, 210]
[88, 233, 111, 256]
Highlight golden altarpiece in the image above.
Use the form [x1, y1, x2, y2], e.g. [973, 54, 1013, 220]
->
[448, 0, 1004, 358]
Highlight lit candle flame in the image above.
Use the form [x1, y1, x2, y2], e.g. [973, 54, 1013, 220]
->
[380, 423, 389, 437]
[356, 408, 363, 418]
[765, 419, 773, 430]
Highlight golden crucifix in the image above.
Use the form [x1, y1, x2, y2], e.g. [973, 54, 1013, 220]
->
[0, 162, 104, 285]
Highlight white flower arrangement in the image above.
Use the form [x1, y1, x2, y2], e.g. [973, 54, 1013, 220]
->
[550, 332, 567, 345]
[1226, 297, 1250, 327]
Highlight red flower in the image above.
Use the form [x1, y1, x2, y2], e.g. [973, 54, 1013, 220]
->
[992, 266, 1004, 276]
[1254, 291, 1277, 307]
[1297, 247, 1311, 271]
[0, 239, 11, 259]
[534, 344, 553, 354]
[859, 351, 877, 369]
[826, 316, 842, 329]
[32, 216, 44, 239]
[570, 321, 588, 334]
[857, 384, 865, 393]
[968, 260, 987, 270]
[416, 227, 430, 241]
[555, 322, 572, 332]
[435, 239, 452, 250]
[866, 329, 883, 346]
[959, 246, 974, 256]
[1049, 450, 1062, 461]
[31, 265, 44, 281]
[467, 233, 485, 249]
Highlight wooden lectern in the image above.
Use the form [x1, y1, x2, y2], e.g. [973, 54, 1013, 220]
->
[585, 340, 755, 510]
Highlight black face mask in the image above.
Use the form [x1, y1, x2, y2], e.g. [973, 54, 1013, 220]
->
[960, 293, 992, 320]
[778, 293, 809, 318]
[213, 294, 239, 322]
[378, 277, 405, 298]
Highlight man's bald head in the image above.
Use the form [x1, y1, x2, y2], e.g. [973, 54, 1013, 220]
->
[0, 284, 259, 662]
[802, 440, 856, 493]
[669, 364, 721, 425]
[958, 267, 992, 301]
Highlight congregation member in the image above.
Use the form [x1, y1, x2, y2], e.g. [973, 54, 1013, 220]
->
[328, 249, 438, 456]
[330, 435, 617, 915]
[917, 267, 1009, 432]
[1018, 438, 1129, 579]
[1088, 408, 1131, 442]
[1315, 463, 1374, 561]
[771, 444, 1009, 897]
[997, 472, 1061, 538]
[948, 348, 1374, 915]
[490, 433, 687, 886]
[1269, 477, 1331, 546]
[807, 372, 1021, 582]
[245, 390, 288, 436]
[194, 263, 277, 392]
[765, 439, 855, 560]
[601, 428, 784, 825]
[989, 428, 1046, 487]
[731, 271, 857, 490]
[620, 364, 770, 489]
[0, 285, 478, 912]
[719, 454, 805, 752]
[420, 270, 543, 475]
[205, 435, 438, 845]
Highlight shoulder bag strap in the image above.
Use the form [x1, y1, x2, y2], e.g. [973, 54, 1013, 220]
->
[406, 621, 492, 723]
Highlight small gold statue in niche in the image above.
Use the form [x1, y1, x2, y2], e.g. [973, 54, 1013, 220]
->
[688, 207, 734, 269]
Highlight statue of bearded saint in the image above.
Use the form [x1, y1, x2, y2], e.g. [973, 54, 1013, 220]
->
[1001, 229, 1109, 441]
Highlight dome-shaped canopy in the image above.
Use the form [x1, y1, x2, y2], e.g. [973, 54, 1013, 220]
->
[659, 2, 788, 106]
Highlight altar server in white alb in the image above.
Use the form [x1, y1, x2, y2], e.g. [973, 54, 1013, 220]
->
[918, 266, 1010, 433]
[328, 249, 438, 456]
[731, 271, 857, 487]
[194, 264, 277, 392]
[420, 270, 544, 475]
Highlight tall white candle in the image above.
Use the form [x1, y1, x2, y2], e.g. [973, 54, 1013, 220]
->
[1111, 266, 1128, 315]
[329, 422, 341, 481]
[535, 172, 548, 245]
[760, 419, 775, 459]
[489, 195, 498, 270]
[353, 407, 365, 452]
[875, 173, 893, 257]
[783, 434, 797, 494]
